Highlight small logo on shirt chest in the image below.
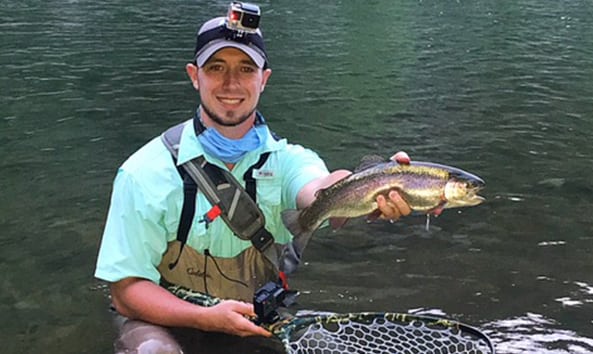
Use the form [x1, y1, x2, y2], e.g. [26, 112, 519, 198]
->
[254, 170, 275, 178]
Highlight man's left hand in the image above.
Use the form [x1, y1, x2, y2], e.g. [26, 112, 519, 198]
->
[376, 190, 411, 221]
[376, 151, 412, 221]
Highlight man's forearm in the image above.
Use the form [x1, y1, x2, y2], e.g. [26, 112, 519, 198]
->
[110, 277, 206, 329]
[297, 170, 352, 209]
[110, 277, 271, 337]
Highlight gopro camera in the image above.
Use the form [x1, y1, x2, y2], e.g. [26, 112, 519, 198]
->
[253, 281, 298, 324]
[226, 1, 261, 34]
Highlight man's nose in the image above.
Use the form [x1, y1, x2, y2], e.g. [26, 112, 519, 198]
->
[222, 69, 240, 87]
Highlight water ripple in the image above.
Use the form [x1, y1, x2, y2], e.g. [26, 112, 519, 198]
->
[485, 313, 593, 354]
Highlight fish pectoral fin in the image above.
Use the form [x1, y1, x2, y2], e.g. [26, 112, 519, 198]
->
[329, 217, 349, 230]
[428, 205, 445, 216]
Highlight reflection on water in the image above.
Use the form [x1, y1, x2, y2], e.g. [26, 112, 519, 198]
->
[2, 0, 593, 353]
[486, 313, 593, 353]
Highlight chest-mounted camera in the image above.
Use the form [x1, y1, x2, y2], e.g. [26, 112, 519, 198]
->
[226, 2, 261, 34]
[253, 281, 298, 324]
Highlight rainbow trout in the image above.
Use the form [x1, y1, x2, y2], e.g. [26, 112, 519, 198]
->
[281, 159, 485, 243]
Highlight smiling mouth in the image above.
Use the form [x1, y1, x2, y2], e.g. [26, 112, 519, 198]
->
[218, 97, 243, 105]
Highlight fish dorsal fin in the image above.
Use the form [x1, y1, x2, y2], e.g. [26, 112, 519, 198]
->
[354, 154, 387, 173]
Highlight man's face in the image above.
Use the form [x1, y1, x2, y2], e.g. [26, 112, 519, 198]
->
[191, 47, 271, 127]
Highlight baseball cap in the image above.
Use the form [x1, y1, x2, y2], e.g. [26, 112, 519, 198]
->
[193, 17, 268, 69]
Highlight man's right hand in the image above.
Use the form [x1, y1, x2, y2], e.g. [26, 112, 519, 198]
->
[202, 300, 272, 337]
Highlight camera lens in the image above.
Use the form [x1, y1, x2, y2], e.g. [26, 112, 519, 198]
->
[241, 14, 260, 29]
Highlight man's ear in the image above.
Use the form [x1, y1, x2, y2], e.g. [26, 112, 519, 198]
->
[186, 63, 199, 90]
[260, 68, 272, 93]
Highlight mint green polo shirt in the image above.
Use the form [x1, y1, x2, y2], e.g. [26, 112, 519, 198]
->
[94, 120, 329, 284]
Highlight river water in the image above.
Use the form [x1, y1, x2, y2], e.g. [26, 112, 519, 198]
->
[2, 0, 593, 353]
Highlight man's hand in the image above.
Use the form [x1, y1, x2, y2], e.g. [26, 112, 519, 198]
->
[376, 151, 412, 221]
[202, 300, 272, 337]
[376, 190, 411, 221]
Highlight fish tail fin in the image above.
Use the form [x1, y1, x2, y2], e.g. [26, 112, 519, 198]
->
[281, 209, 306, 239]
[280, 209, 314, 274]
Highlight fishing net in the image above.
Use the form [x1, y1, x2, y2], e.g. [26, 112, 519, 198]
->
[275, 312, 493, 354]
[167, 285, 494, 354]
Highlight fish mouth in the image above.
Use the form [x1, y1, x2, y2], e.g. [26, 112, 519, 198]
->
[467, 194, 486, 206]
[465, 185, 486, 206]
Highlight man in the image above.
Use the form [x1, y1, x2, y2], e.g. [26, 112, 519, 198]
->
[95, 8, 410, 353]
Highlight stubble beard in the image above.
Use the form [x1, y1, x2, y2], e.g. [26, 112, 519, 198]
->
[201, 103, 256, 128]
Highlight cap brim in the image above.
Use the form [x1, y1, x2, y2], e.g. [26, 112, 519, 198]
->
[196, 39, 266, 68]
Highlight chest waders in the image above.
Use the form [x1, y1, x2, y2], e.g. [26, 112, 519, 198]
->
[157, 115, 296, 301]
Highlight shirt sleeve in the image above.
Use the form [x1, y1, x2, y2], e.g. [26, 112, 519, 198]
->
[94, 168, 169, 284]
[279, 144, 329, 209]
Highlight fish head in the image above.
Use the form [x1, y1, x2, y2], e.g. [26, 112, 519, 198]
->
[443, 171, 485, 208]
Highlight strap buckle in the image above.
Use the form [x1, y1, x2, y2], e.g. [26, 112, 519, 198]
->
[251, 228, 274, 252]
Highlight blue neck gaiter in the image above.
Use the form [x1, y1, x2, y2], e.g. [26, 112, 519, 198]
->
[197, 118, 267, 164]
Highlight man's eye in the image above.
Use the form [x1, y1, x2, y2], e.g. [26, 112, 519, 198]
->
[241, 66, 256, 73]
[206, 64, 224, 72]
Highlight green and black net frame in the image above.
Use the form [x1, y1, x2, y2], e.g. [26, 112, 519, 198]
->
[168, 285, 495, 354]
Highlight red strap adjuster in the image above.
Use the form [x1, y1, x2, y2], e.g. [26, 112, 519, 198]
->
[203, 204, 222, 223]
[278, 271, 289, 290]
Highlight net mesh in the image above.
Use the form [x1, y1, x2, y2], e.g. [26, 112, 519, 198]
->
[278, 313, 492, 354]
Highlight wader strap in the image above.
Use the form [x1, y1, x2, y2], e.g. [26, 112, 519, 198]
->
[176, 172, 197, 250]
